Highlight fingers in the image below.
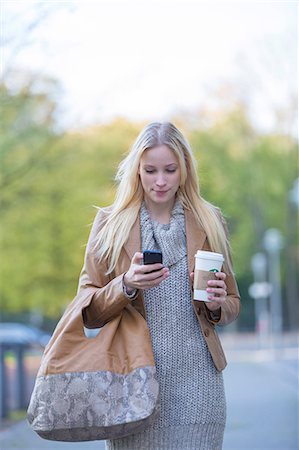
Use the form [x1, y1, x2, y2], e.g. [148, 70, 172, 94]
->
[142, 266, 169, 283]
[207, 272, 226, 288]
[215, 271, 226, 281]
[132, 252, 144, 265]
[206, 289, 226, 302]
[206, 272, 227, 302]
[142, 268, 169, 289]
[142, 263, 164, 274]
[134, 261, 164, 277]
[133, 267, 169, 290]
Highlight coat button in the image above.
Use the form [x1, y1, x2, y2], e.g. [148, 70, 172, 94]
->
[197, 307, 201, 315]
[204, 329, 210, 337]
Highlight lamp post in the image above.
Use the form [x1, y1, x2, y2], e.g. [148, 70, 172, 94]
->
[286, 178, 299, 330]
[263, 229, 284, 336]
[249, 252, 271, 347]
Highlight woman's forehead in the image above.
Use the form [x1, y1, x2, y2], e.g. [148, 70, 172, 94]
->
[140, 145, 179, 165]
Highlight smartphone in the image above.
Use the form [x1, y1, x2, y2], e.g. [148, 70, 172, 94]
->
[143, 250, 163, 272]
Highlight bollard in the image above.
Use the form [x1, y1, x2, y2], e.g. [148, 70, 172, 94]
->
[0, 342, 29, 418]
[0, 323, 49, 418]
[0, 344, 8, 418]
[14, 343, 27, 410]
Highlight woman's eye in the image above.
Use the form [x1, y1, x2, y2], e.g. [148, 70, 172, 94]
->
[143, 168, 176, 174]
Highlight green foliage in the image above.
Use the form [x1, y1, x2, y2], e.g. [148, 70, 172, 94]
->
[0, 79, 142, 316]
[190, 109, 296, 275]
[1, 75, 297, 329]
[189, 109, 297, 329]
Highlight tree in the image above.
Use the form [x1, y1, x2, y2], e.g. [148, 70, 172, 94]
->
[189, 106, 297, 330]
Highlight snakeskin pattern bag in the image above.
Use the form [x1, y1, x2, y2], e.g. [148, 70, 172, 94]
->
[27, 293, 159, 442]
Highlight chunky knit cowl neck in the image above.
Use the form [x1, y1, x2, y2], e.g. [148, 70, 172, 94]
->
[140, 198, 187, 268]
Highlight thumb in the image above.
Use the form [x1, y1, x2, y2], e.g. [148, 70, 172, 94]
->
[132, 252, 144, 265]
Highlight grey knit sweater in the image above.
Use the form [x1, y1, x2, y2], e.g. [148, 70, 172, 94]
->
[106, 200, 226, 450]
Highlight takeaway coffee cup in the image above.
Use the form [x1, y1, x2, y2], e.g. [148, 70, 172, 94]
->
[193, 250, 224, 301]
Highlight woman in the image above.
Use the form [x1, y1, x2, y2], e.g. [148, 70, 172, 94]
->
[79, 122, 240, 450]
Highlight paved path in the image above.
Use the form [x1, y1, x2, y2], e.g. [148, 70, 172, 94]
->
[223, 358, 298, 449]
[1, 334, 298, 450]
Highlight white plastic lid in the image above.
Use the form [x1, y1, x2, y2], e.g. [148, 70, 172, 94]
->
[195, 250, 224, 261]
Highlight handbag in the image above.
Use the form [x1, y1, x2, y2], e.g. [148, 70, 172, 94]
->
[27, 291, 159, 442]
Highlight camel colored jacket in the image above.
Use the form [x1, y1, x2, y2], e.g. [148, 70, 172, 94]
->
[79, 207, 241, 372]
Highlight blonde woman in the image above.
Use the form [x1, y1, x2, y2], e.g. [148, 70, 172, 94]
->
[79, 122, 240, 450]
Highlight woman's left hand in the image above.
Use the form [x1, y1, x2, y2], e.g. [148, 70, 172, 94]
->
[190, 271, 227, 311]
[205, 271, 227, 311]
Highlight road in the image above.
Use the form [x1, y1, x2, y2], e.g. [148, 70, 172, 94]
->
[0, 333, 298, 450]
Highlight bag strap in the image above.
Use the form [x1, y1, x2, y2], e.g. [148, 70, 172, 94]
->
[38, 293, 155, 376]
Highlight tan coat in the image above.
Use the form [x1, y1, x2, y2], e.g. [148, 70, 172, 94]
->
[79, 207, 241, 372]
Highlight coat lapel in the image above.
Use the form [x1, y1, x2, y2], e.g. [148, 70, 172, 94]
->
[185, 208, 207, 275]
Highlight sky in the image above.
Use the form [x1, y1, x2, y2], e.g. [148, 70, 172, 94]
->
[1, 0, 298, 133]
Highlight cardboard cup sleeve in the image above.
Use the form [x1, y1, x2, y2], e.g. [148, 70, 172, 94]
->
[194, 270, 217, 290]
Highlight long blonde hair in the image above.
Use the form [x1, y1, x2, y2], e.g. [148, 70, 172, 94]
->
[94, 122, 233, 274]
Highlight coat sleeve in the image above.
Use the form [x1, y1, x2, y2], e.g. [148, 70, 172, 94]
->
[78, 209, 131, 328]
[204, 212, 241, 326]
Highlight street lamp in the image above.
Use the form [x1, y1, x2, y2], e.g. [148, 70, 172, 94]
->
[288, 177, 299, 207]
[249, 252, 271, 347]
[263, 228, 284, 335]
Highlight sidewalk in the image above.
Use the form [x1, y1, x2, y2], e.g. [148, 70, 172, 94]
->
[0, 420, 104, 449]
[1, 332, 298, 450]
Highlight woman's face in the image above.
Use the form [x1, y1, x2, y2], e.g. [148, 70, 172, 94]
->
[139, 145, 181, 209]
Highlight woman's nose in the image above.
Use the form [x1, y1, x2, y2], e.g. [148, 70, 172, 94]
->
[156, 173, 166, 186]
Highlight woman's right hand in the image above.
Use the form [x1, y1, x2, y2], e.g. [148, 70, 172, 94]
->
[123, 252, 169, 292]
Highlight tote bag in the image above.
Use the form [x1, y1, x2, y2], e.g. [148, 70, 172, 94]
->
[27, 293, 159, 442]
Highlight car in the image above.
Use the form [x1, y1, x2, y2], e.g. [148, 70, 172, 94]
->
[0, 322, 51, 347]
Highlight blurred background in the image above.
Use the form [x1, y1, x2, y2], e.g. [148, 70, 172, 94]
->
[0, 1, 298, 449]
